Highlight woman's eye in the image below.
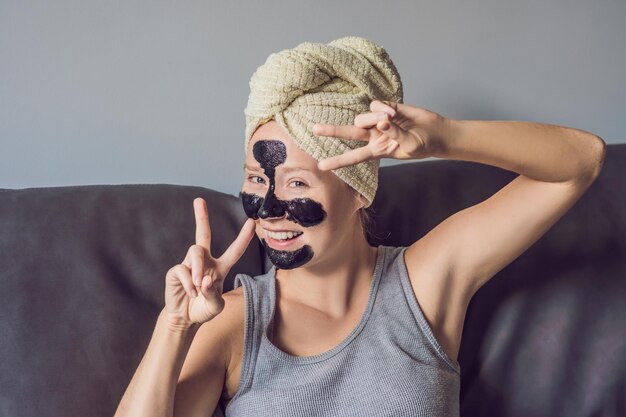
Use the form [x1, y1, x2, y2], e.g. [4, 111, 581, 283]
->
[290, 180, 307, 188]
[248, 175, 265, 184]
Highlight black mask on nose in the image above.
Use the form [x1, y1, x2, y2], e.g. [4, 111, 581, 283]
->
[239, 139, 327, 270]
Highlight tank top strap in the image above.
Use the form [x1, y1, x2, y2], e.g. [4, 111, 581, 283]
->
[374, 245, 461, 374]
[230, 268, 276, 396]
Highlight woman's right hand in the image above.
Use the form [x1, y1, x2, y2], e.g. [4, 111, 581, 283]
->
[164, 197, 256, 330]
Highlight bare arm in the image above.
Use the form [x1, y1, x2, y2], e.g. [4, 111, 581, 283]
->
[434, 119, 605, 183]
[114, 307, 202, 417]
[114, 198, 254, 417]
[426, 119, 605, 295]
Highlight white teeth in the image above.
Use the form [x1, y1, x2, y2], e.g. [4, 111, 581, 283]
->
[266, 230, 303, 240]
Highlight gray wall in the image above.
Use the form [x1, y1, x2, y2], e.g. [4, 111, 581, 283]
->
[1, 0, 624, 193]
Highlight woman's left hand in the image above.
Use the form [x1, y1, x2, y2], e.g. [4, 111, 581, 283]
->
[312, 100, 451, 171]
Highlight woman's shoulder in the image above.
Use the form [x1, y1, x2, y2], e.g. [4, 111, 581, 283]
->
[199, 286, 245, 340]
[220, 287, 246, 350]
[223, 283, 246, 315]
[185, 286, 245, 407]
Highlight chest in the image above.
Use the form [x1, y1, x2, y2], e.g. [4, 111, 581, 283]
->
[223, 343, 460, 416]
[222, 261, 467, 406]
[222, 298, 367, 403]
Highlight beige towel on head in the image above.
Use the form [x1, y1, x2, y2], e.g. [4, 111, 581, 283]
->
[244, 36, 403, 208]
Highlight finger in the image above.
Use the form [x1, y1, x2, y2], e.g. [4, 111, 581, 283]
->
[201, 274, 225, 303]
[370, 100, 397, 117]
[171, 264, 198, 298]
[194, 198, 212, 254]
[317, 145, 376, 171]
[354, 111, 394, 129]
[201, 274, 213, 297]
[312, 123, 369, 141]
[370, 134, 400, 156]
[376, 118, 405, 143]
[189, 245, 204, 286]
[217, 218, 256, 271]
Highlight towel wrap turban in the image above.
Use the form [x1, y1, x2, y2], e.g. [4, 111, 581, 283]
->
[244, 36, 403, 208]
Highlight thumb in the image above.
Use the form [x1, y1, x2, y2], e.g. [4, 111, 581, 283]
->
[376, 116, 405, 143]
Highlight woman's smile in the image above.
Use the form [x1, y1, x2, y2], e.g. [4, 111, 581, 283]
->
[265, 230, 304, 248]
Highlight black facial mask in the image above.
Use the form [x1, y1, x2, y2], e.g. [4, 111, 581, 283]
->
[239, 139, 327, 270]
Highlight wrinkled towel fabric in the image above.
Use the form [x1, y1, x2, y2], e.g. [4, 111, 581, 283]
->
[244, 36, 403, 208]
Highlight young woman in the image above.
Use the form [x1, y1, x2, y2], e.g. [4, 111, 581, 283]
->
[114, 37, 605, 417]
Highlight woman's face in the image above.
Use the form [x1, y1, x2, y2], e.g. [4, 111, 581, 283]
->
[240, 120, 363, 270]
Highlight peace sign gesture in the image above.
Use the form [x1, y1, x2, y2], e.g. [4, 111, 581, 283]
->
[165, 198, 256, 329]
[312, 100, 451, 171]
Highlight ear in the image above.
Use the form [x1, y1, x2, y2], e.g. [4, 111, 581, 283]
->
[355, 193, 367, 210]
[347, 184, 367, 212]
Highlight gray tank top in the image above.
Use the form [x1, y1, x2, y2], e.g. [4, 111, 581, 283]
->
[217, 244, 461, 417]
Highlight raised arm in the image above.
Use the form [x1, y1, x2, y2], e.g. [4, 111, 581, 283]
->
[422, 118, 606, 296]
[312, 101, 605, 361]
[114, 198, 255, 417]
[312, 100, 606, 297]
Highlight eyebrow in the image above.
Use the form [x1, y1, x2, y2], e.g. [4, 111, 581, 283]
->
[243, 163, 315, 174]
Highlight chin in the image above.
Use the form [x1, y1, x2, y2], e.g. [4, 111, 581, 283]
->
[261, 238, 315, 269]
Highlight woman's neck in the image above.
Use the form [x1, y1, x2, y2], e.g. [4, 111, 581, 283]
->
[275, 232, 378, 319]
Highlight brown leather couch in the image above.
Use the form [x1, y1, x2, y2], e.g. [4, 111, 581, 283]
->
[1, 144, 624, 417]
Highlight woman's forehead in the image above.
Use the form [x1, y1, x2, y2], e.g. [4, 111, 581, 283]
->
[246, 136, 317, 168]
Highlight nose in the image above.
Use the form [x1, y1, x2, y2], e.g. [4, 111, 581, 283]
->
[257, 188, 285, 219]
